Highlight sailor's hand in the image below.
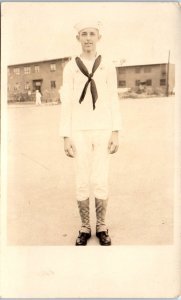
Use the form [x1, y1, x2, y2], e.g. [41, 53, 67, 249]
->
[64, 137, 76, 158]
[108, 131, 119, 154]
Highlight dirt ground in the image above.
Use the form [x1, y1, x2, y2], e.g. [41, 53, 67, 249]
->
[7, 97, 175, 245]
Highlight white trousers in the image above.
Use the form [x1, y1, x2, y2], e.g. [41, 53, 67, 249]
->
[72, 130, 111, 201]
[36, 98, 41, 105]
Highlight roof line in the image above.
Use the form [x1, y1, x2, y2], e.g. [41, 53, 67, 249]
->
[116, 62, 174, 67]
[8, 57, 174, 68]
[8, 57, 71, 67]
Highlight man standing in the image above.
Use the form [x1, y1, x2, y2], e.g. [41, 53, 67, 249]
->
[60, 21, 121, 246]
[35, 90, 42, 105]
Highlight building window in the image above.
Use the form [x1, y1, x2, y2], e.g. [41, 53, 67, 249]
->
[51, 81, 56, 88]
[146, 79, 152, 86]
[160, 79, 166, 86]
[144, 66, 152, 73]
[24, 67, 31, 74]
[118, 67, 126, 74]
[119, 80, 126, 87]
[160, 65, 166, 76]
[50, 64, 56, 71]
[135, 80, 140, 86]
[13, 68, 20, 75]
[25, 82, 30, 90]
[135, 67, 141, 73]
[14, 83, 20, 91]
[35, 65, 40, 73]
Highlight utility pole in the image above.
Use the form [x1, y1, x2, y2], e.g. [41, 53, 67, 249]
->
[166, 50, 170, 97]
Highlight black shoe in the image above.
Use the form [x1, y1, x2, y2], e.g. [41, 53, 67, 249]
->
[96, 230, 111, 246]
[75, 231, 91, 246]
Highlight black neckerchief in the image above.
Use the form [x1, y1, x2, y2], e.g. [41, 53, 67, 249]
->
[75, 55, 102, 110]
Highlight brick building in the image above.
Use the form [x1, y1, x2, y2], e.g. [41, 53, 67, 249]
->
[116, 63, 175, 95]
[8, 57, 70, 103]
[8, 58, 175, 103]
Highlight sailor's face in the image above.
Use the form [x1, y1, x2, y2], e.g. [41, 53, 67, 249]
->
[77, 27, 101, 52]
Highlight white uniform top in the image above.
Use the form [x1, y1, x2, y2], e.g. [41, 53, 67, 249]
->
[59, 55, 122, 137]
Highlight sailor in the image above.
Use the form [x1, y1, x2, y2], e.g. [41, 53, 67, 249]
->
[60, 20, 122, 246]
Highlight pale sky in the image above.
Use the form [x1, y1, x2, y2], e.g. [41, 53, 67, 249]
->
[2, 2, 180, 66]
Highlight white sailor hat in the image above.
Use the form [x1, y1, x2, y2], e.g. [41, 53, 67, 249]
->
[74, 20, 102, 33]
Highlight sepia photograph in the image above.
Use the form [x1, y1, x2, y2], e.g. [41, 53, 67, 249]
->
[1, 1, 180, 298]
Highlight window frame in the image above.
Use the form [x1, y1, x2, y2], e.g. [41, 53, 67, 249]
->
[144, 66, 152, 73]
[13, 68, 20, 75]
[118, 67, 126, 75]
[35, 65, 40, 73]
[160, 79, 166, 86]
[118, 80, 126, 87]
[24, 82, 30, 90]
[50, 63, 56, 72]
[24, 66, 31, 75]
[135, 67, 141, 74]
[146, 79, 152, 86]
[50, 80, 56, 89]
[135, 80, 140, 86]
[14, 83, 20, 91]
